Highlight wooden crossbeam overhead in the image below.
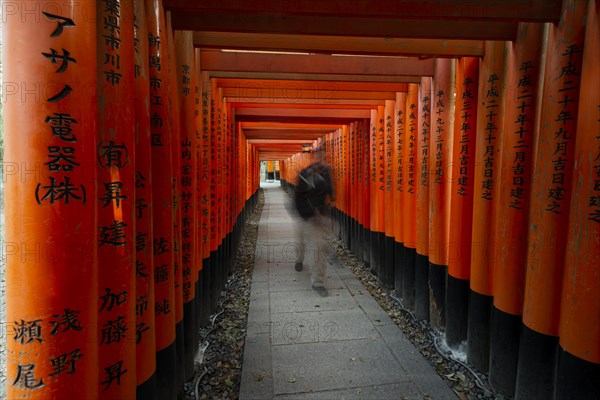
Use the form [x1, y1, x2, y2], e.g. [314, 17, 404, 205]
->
[223, 87, 397, 101]
[234, 107, 371, 119]
[210, 71, 421, 84]
[228, 98, 387, 106]
[241, 122, 340, 129]
[171, 12, 518, 41]
[201, 51, 434, 77]
[217, 78, 408, 93]
[248, 139, 309, 144]
[194, 32, 485, 57]
[165, 0, 562, 22]
[230, 102, 380, 109]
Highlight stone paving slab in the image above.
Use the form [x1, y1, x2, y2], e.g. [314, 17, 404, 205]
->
[273, 382, 424, 400]
[239, 183, 457, 400]
[271, 338, 408, 395]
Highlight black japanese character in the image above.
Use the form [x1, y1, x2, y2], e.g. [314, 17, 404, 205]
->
[42, 12, 75, 37]
[99, 288, 128, 312]
[100, 316, 128, 345]
[45, 113, 77, 142]
[42, 48, 76, 73]
[13, 363, 44, 389]
[36, 176, 86, 205]
[99, 220, 128, 246]
[100, 360, 128, 391]
[50, 309, 83, 335]
[13, 319, 43, 344]
[49, 349, 83, 376]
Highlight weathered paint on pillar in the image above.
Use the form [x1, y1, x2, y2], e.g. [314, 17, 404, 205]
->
[133, 0, 157, 395]
[428, 58, 456, 329]
[369, 109, 380, 275]
[4, 2, 98, 398]
[489, 22, 547, 397]
[402, 84, 419, 311]
[416, 78, 432, 321]
[518, 1, 589, 398]
[558, 3, 600, 397]
[146, 0, 177, 397]
[446, 57, 479, 347]
[96, 1, 137, 397]
[467, 40, 507, 373]
[394, 92, 407, 296]
[174, 29, 198, 383]
[383, 100, 396, 288]
[200, 71, 211, 263]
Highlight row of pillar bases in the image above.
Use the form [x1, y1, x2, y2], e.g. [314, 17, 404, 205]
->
[136, 190, 260, 400]
[278, 2, 599, 399]
[327, 206, 599, 399]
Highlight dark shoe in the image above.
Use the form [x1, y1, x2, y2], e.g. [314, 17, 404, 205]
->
[295, 262, 303, 271]
[312, 285, 328, 297]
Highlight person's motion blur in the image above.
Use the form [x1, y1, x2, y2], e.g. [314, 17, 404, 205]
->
[293, 156, 335, 297]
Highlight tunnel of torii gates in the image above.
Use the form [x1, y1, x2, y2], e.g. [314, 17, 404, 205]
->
[1, 0, 599, 399]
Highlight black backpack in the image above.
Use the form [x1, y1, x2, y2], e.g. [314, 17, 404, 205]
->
[295, 166, 327, 219]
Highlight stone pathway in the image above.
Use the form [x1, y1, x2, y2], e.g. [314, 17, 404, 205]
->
[239, 182, 457, 400]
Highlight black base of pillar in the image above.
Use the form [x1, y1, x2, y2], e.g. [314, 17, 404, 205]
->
[515, 324, 558, 400]
[377, 232, 385, 282]
[556, 347, 600, 400]
[156, 341, 178, 400]
[194, 272, 201, 340]
[369, 230, 378, 276]
[428, 262, 446, 329]
[136, 372, 158, 400]
[445, 275, 469, 347]
[467, 290, 492, 372]
[489, 306, 521, 397]
[209, 250, 218, 313]
[394, 242, 404, 297]
[382, 235, 395, 289]
[183, 300, 196, 382]
[354, 220, 362, 260]
[402, 247, 416, 311]
[362, 226, 371, 267]
[200, 260, 210, 327]
[175, 321, 185, 396]
[414, 253, 429, 321]
[344, 214, 350, 249]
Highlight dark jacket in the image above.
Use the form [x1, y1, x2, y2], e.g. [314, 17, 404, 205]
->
[295, 162, 335, 220]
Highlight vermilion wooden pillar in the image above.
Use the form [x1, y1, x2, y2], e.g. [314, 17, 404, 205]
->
[4, 2, 99, 398]
[428, 59, 456, 329]
[446, 57, 479, 347]
[393, 93, 407, 297]
[402, 84, 418, 311]
[360, 119, 370, 265]
[355, 122, 364, 260]
[368, 110, 379, 275]
[489, 22, 546, 397]
[199, 70, 212, 324]
[96, 1, 137, 398]
[146, 1, 177, 398]
[467, 40, 507, 373]
[383, 100, 396, 289]
[350, 122, 357, 253]
[361, 120, 370, 263]
[518, 1, 588, 398]
[415, 78, 432, 321]
[342, 125, 349, 248]
[133, 0, 157, 397]
[174, 30, 198, 383]
[558, 3, 600, 397]
[165, 14, 185, 393]
[209, 78, 219, 312]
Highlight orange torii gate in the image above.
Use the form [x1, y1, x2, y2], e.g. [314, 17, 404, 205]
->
[3, 0, 599, 399]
